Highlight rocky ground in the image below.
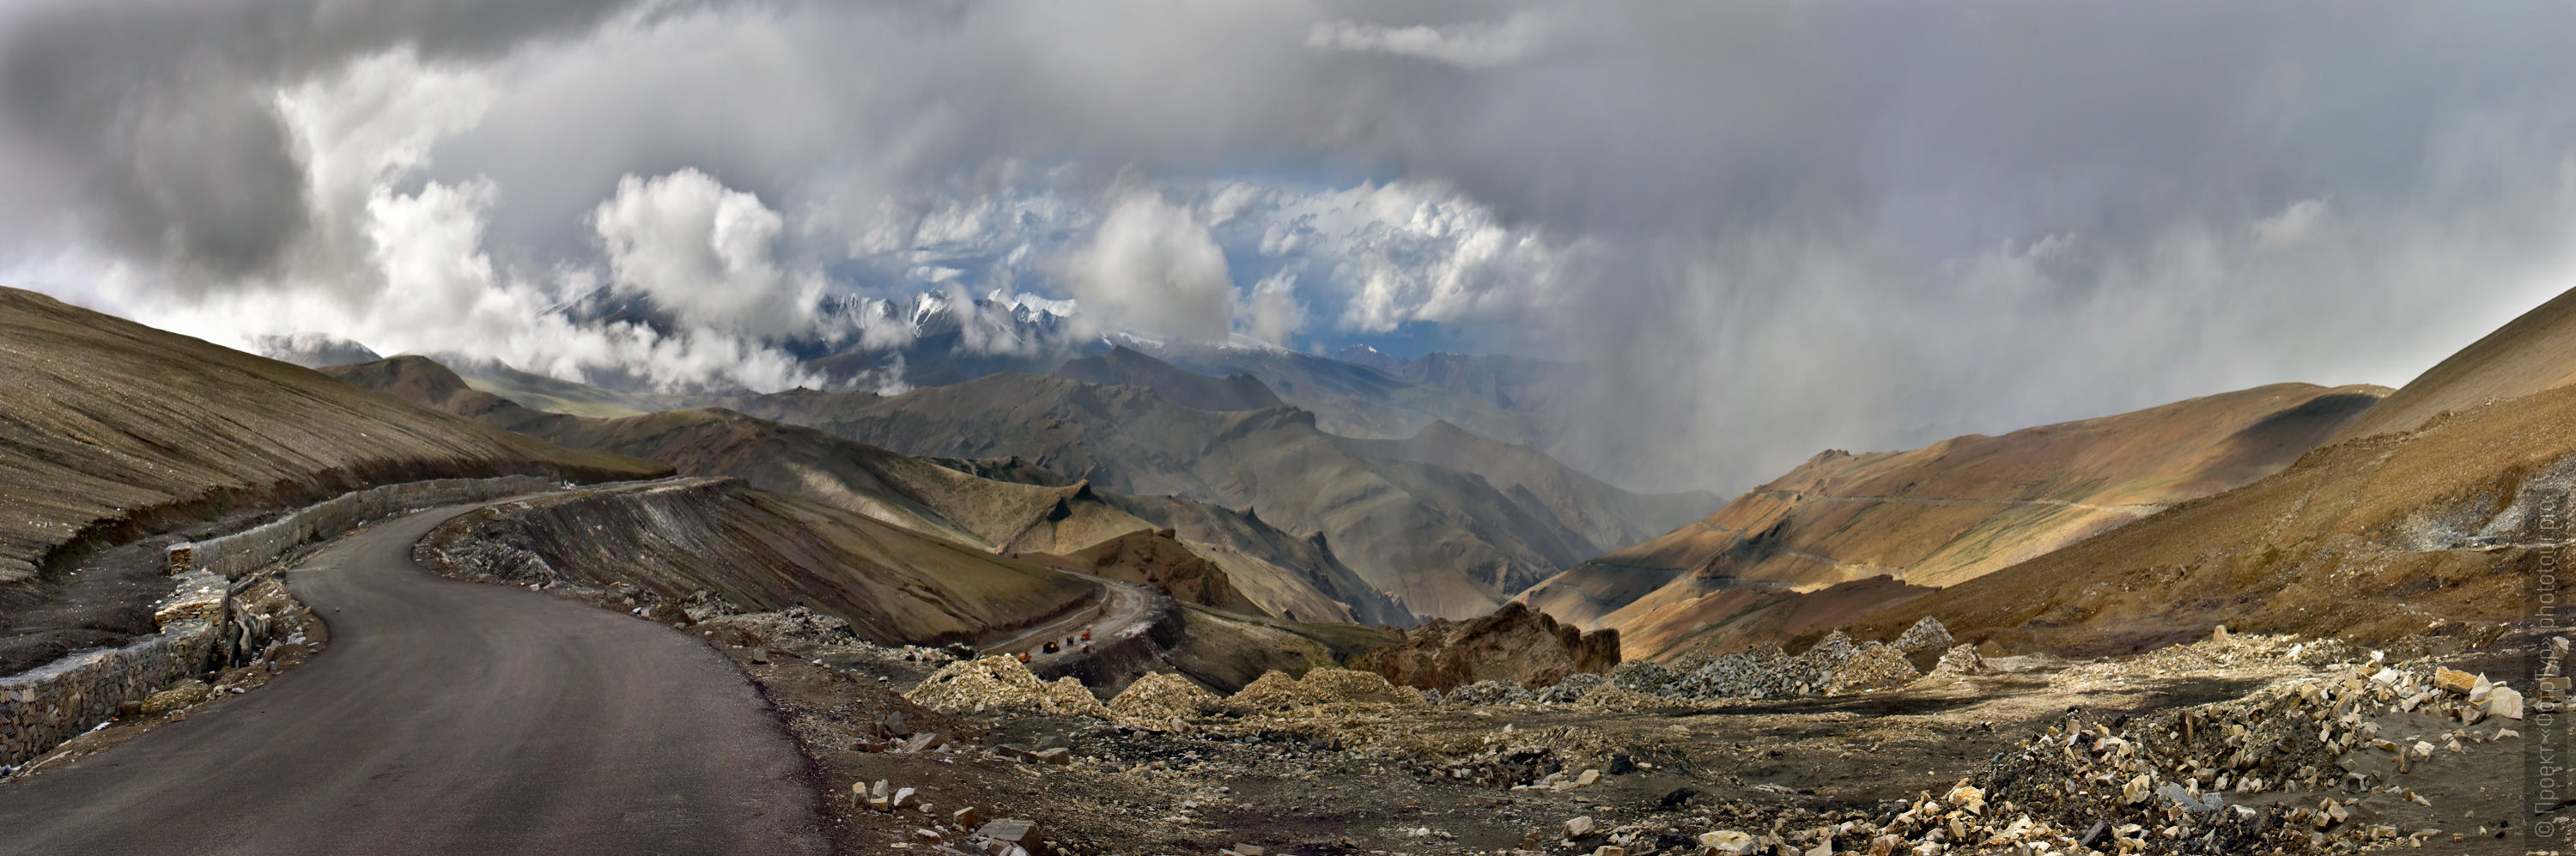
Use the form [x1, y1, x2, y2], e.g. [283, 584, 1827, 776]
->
[708, 610, 2549, 856]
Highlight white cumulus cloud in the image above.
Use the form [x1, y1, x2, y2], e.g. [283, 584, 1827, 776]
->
[1061, 192, 1235, 345]
[592, 168, 822, 339]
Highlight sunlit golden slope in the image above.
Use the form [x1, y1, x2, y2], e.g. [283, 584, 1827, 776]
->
[1521, 381, 2385, 659]
[1852, 286, 2576, 654]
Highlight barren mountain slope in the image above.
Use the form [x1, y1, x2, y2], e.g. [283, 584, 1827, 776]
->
[0, 288, 663, 675]
[422, 477, 1094, 645]
[329, 356, 1403, 625]
[1013, 529, 1267, 616]
[1340, 420, 1722, 555]
[1057, 346, 1285, 412]
[445, 359, 710, 418]
[2331, 285, 2576, 441]
[1852, 287, 2576, 654]
[1522, 382, 2385, 655]
[722, 373, 1708, 619]
[1151, 344, 1548, 447]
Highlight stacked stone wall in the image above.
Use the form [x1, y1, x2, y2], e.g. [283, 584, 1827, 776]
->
[3, 475, 564, 769]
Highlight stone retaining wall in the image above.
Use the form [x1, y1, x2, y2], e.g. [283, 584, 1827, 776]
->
[2, 475, 563, 770]
[0, 573, 223, 769]
[171, 476, 558, 580]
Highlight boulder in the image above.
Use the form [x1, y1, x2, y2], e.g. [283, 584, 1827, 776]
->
[1564, 816, 1596, 839]
[978, 818, 1042, 852]
[1702, 830, 1755, 854]
[2489, 686, 2526, 720]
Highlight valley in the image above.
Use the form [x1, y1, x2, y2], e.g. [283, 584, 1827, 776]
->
[0, 282, 2560, 856]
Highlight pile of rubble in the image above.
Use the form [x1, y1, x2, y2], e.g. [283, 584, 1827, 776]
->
[903, 655, 1111, 718]
[1229, 668, 1428, 710]
[1419, 621, 1988, 714]
[1451, 623, 1963, 710]
[1893, 616, 1955, 653]
[1105, 671, 1222, 726]
[1490, 638, 2543, 856]
[1949, 639, 2537, 854]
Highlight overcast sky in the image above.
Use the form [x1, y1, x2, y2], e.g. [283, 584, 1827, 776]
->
[3, 0, 2572, 492]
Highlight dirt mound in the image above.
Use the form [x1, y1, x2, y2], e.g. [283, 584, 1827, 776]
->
[1349, 602, 1619, 691]
[1105, 671, 1223, 723]
[1228, 668, 1425, 709]
[903, 656, 1110, 718]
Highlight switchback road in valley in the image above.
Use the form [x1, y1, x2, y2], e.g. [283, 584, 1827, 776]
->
[0, 501, 830, 855]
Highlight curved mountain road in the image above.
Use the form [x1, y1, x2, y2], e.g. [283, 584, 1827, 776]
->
[980, 569, 1159, 670]
[0, 501, 829, 855]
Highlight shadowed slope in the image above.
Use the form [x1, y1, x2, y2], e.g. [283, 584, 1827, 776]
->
[721, 373, 1707, 619]
[1058, 345, 1285, 412]
[327, 356, 1408, 626]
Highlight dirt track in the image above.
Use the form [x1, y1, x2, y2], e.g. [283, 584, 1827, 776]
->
[0, 503, 828, 855]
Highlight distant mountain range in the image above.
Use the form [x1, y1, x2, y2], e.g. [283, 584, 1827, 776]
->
[257, 288, 1595, 477]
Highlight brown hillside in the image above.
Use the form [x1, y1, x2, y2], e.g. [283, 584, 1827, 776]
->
[2331, 285, 2576, 441]
[1016, 529, 1267, 616]
[0, 288, 662, 676]
[721, 373, 1705, 619]
[421, 477, 1093, 646]
[327, 356, 1406, 626]
[1522, 381, 2385, 659]
[1852, 288, 2576, 654]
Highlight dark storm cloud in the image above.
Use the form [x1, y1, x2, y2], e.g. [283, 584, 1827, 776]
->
[0, 0, 655, 276]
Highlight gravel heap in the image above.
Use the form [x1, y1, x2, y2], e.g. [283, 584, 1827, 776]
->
[1534, 671, 1608, 703]
[1106, 671, 1223, 725]
[1825, 640, 1923, 693]
[1651, 630, 1921, 701]
[1443, 679, 1539, 706]
[1929, 643, 1990, 677]
[1230, 668, 1427, 710]
[1894, 615, 1956, 653]
[903, 655, 1111, 718]
[1438, 624, 1948, 709]
[696, 606, 860, 646]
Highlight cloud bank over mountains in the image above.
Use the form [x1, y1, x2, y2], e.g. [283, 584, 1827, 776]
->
[2, 0, 2572, 491]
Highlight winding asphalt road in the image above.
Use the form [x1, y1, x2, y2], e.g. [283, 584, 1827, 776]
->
[0, 502, 829, 855]
[979, 570, 1158, 666]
